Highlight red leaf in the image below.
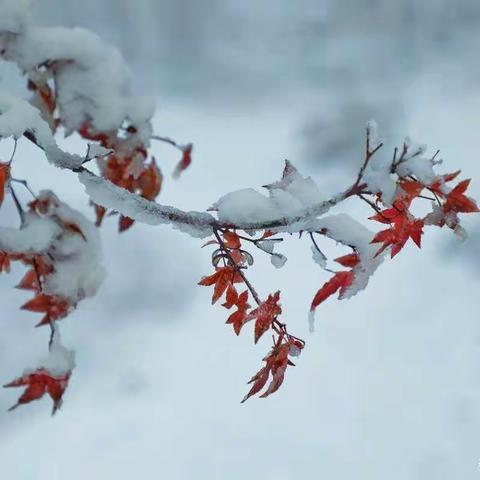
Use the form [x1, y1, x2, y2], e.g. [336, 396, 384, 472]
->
[4, 369, 71, 414]
[21, 294, 53, 313]
[334, 253, 359, 268]
[0, 252, 11, 273]
[16, 269, 38, 291]
[60, 221, 87, 241]
[245, 291, 282, 344]
[198, 267, 243, 304]
[21, 294, 69, 321]
[310, 271, 354, 312]
[119, 215, 135, 232]
[241, 367, 270, 403]
[138, 158, 162, 200]
[93, 204, 106, 227]
[173, 144, 193, 178]
[223, 231, 241, 249]
[0, 162, 10, 206]
[222, 284, 238, 309]
[369, 207, 401, 224]
[241, 337, 302, 403]
[226, 291, 250, 335]
[443, 179, 479, 214]
[371, 212, 424, 258]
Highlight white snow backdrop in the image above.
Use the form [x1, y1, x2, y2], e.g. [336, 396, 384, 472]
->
[0, 1, 480, 479]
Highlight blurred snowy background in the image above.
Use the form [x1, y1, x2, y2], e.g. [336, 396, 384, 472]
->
[1, 1, 480, 479]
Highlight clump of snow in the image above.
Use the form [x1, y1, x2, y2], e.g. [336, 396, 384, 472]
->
[0, 2, 154, 134]
[271, 253, 287, 268]
[215, 161, 325, 225]
[214, 188, 276, 224]
[257, 239, 276, 254]
[453, 224, 467, 242]
[311, 244, 327, 269]
[396, 156, 437, 185]
[0, 0, 31, 33]
[40, 332, 75, 376]
[363, 154, 396, 206]
[396, 138, 436, 185]
[0, 212, 60, 253]
[0, 93, 84, 169]
[87, 143, 113, 159]
[366, 119, 382, 150]
[36, 191, 105, 302]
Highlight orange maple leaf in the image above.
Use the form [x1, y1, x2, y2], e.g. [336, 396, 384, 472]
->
[0, 162, 10, 206]
[226, 290, 250, 335]
[245, 291, 282, 344]
[310, 271, 354, 313]
[443, 179, 479, 214]
[4, 369, 71, 414]
[198, 266, 243, 304]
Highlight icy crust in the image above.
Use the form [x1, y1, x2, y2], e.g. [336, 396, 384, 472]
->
[78, 170, 215, 238]
[0, 0, 154, 134]
[308, 213, 384, 299]
[0, 212, 60, 253]
[0, 94, 84, 169]
[214, 161, 327, 225]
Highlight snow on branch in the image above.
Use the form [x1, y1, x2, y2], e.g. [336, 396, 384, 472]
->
[0, 0, 478, 410]
[0, 94, 84, 169]
[78, 170, 216, 238]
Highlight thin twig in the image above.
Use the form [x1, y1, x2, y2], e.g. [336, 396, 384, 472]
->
[213, 229, 261, 305]
[8, 138, 17, 165]
[151, 135, 183, 151]
[11, 178, 36, 199]
[9, 186, 25, 225]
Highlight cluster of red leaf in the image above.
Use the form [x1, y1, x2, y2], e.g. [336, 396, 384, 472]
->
[309, 171, 478, 323]
[370, 174, 479, 258]
[428, 172, 479, 228]
[370, 179, 426, 258]
[78, 123, 163, 231]
[199, 230, 305, 401]
[242, 335, 304, 403]
[0, 251, 71, 328]
[0, 194, 94, 412]
[4, 369, 70, 415]
[27, 70, 191, 233]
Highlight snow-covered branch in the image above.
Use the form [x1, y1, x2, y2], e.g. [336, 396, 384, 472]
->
[0, 0, 478, 410]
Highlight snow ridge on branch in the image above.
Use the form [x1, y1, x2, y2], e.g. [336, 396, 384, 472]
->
[0, 0, 478, 409]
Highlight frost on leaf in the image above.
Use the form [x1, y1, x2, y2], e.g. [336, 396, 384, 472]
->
[226, 290, 250, 335]
[4, 336, 74, 415]
[198, 266, 244, 304]
[245, 291, 282, 344]
[4, 369, 70, 414]
[241, 336, 304, 403]
[309, 271, 354, 332]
